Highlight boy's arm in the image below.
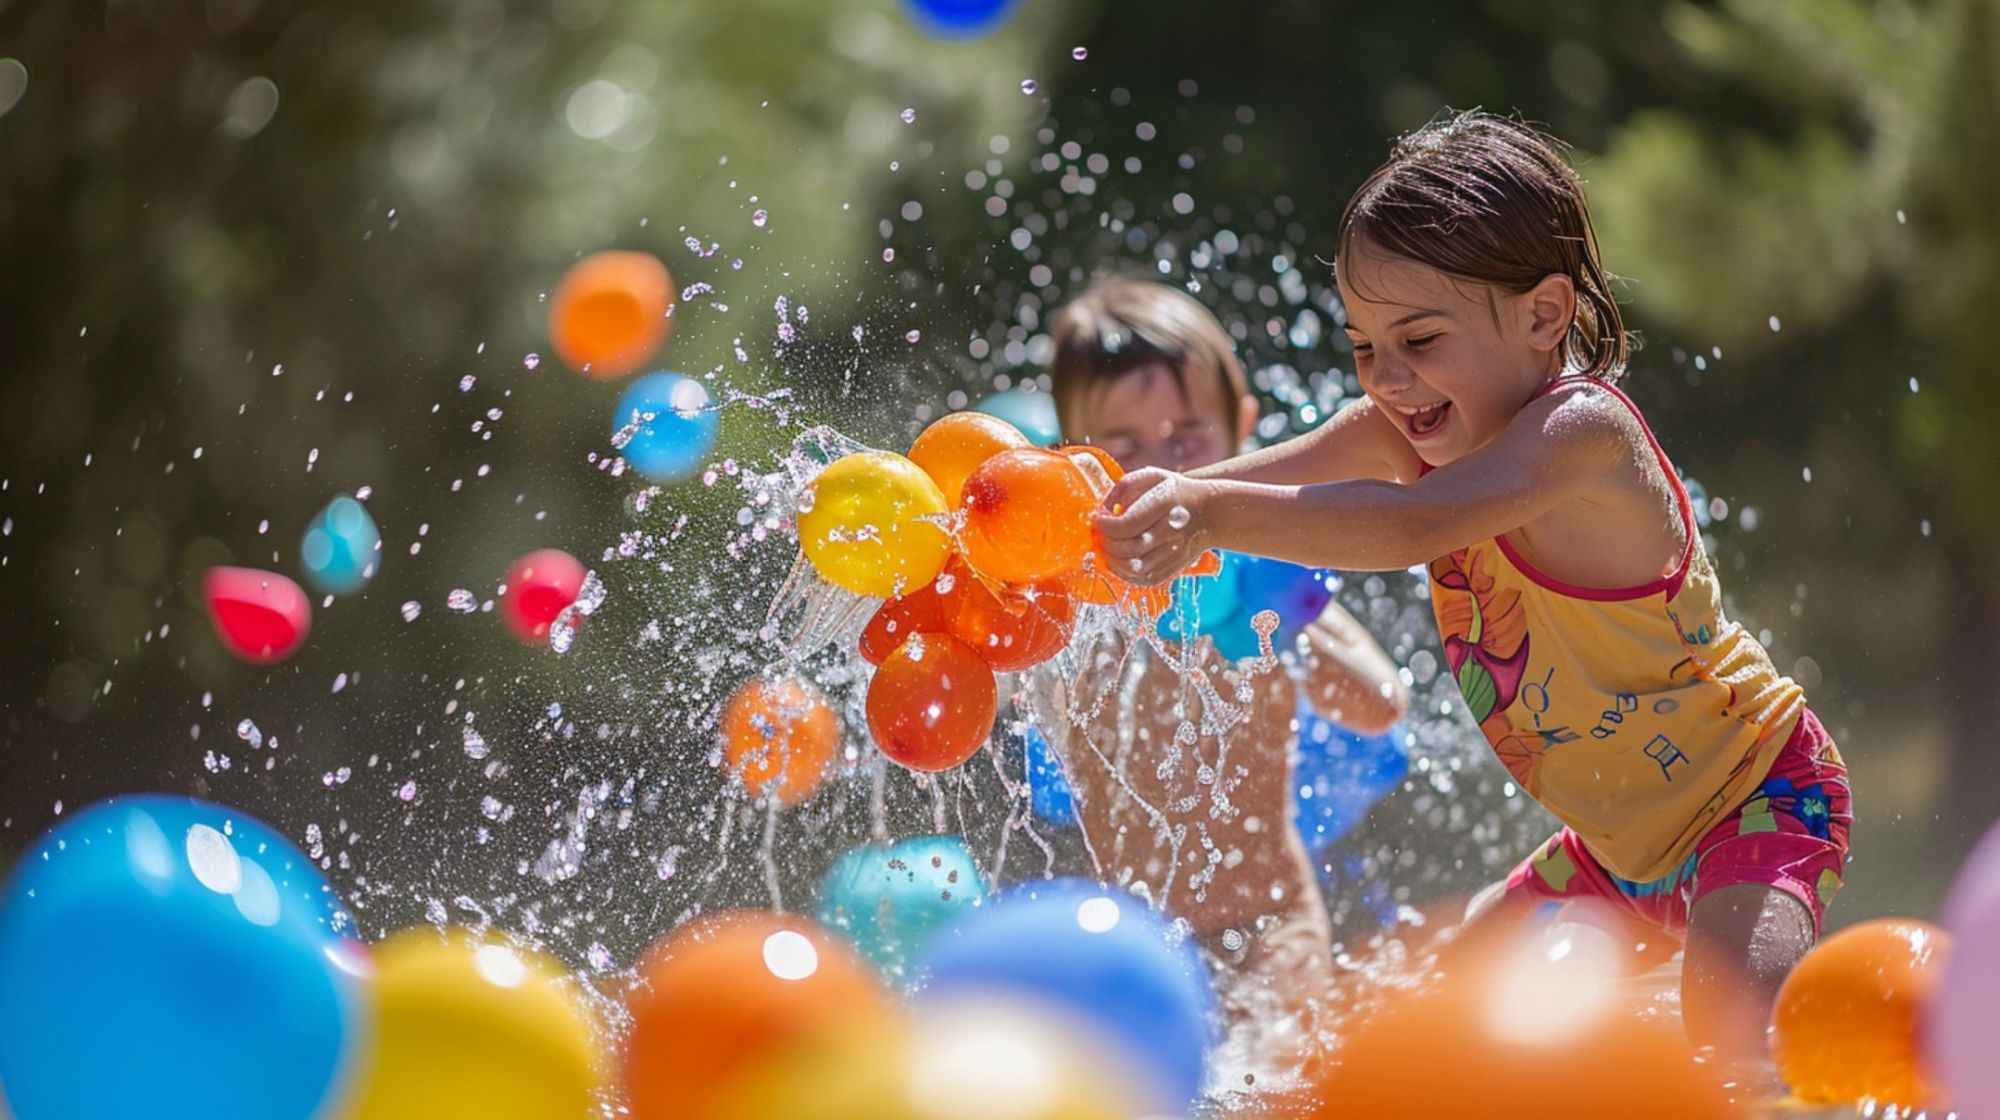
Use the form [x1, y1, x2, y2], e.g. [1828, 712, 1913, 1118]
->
[1297, 602, 1408, 735]
[1101, 390, 1615, 583]
[1188, 397, 1419, 487]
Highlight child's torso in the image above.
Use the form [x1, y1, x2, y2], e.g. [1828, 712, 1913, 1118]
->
[1427, 380, 1804, 883]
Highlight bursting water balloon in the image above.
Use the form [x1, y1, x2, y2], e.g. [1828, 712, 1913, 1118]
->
[299, 494, 381, 595]
[614, 370, 718, 482]
[798, 450, 952, 598]
[0, 796, 366, 1120]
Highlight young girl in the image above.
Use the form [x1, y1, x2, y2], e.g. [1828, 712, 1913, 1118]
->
[1095, 110, 1853, 1060]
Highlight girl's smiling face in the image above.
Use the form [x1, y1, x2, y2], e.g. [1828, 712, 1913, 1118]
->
[1338, 239, 1575, 466]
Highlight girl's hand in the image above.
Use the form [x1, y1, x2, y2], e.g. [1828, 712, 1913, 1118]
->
[1095, 469, 1220, 586]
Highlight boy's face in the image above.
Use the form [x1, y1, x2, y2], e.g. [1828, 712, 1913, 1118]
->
[1066, 361, 1252, 473]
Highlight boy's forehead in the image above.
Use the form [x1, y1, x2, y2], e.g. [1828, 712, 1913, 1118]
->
[1071, 361, 1224, 433]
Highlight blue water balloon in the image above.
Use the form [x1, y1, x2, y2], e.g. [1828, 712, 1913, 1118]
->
[1155, 554, 1246, 647]
[1024, 725, 1076, 828]
[915, 878, 1215, 1107]
[902, 0, 1019, 39]
[613, 371, 719, 482]
[1189, 553, 1336, 659]
[1293, 715, 1410, 852]
[299, 494, 381, 595]
[816, 834, 988, 984]
[972, 387, 1061, 447]
[0, 795, 367, 1120]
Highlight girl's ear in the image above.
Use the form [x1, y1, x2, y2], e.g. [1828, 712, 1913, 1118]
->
[1235, 393, 1258, 445]
[1523, 273, 1577, 355]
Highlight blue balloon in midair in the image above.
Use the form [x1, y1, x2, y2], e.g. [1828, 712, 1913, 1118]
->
[972, 388, 1061, 447]
[1024, 726, 1076, 828]
[914, 879, 1216, 1107]
[613, 371, 719, 481]
[1292, 714, 1410, 852]
[817, 834, 989, 984]
[902, 0, 1020, 39]
[299, 494, 380, 596]
[0, 795, 367, 1120]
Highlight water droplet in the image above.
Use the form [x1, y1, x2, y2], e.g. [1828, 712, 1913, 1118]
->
[400, 600, 422, 622]
[1071, 46, 1088, 60]
[900, 107, 916, 124]
[396, 780, 417, 802]
[1020, 78, 1038, 95]
[458, 374, 476, 392]
[235, 719, 263, 748]
[446, 589, 477, 613]
[882, 248, 895, 263]
[462, 727, 489, 759]
[751, 209, 769, 228]
[548, 606, 579, 654]
[522, 352, 541, 370]
[587, 942, 613, 971]
[1166, 504, 1191, 530]
[905, 329, 921, 344]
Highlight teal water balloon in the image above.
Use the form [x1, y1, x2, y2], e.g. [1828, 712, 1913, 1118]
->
[972, 388, 1061, 447]
[614, 371, 719, 481]
[0, 795, 367, 1120]
[816, 835, 988, 983]
[299, 494, 380, 595]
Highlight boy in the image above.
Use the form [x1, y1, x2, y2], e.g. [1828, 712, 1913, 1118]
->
[1027, 275, 1409, 1077]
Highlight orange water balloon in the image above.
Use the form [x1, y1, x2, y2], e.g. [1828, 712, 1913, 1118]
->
[959, 448, 1096, 585]
[549, 250, 674, 378]
[721, 676, 840, 806]
[858, 582, 947, 667]
[909, 412, 1030, 509]
[1060, 443, 1126, 490]
[865, 632, 997, 772]
[1773, 917, 1950, 1108]
[944, 562, 1075, 672]
[624, 911, 895, 1120]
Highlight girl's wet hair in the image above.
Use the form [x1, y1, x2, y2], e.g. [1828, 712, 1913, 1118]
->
[1337, 109, 1631, 381]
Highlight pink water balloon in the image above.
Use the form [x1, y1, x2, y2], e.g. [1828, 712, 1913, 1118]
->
[1931, 818, 2000, 1116]
[202, 566, 312, 664]
[502, 548, 584, 645]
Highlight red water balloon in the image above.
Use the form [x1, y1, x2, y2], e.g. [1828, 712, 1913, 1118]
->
[865, 632, 996, 772]
[945, 566, 1075, 672]
[503, 548, 585, 644]
[858, 582, 948, 666]
[203, 566, 312, 664]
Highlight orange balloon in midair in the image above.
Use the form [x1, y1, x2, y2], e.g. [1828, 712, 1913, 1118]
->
[909, 412, 1031, 509]
[1773, 917, 1951, 1109]
[549, 250, 674, 378]
[865, 632, 997, 773]
[720, 676, 840, 806]
[623, 912, 896, 1120]
[959, 448, 1097, 585]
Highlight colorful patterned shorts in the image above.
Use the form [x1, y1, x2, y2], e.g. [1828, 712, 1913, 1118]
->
[1503, 707, 1852, 935]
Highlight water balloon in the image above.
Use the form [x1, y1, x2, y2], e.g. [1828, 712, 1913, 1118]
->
[1773, 917, 1950, 1108]
[1023, 725, 1076, 828]
[816, 835, 987, 983]
[613, 370, 719, 481]
[901, 0, 1021, 41]
[866, 632, 997, 772]
[502, 548, 585, 644]
[858, 582, 947, 666]
[798, 450, 951, 598]
[943, 561, 1074, 672]
[1291, 715, 1409, 851]
[972, 387, 1060, 446]
[549, 249, 673, 378]
[624, 912, 894, 1120]
[960, 448, 1096, 585]
[913, 879, 1215, 1110]
[721, 675, 840, 805]
[0, 795, 365, 1120]
[1933, 843, 2000, 1117]
[342, 928, 602, 1120]
[299, 494, 381, 595]
[908, 410, 1029, 508]
[203, 564, 312, 664]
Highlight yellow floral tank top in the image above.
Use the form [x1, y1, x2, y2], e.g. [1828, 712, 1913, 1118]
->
[1427, 377, 1804, 883]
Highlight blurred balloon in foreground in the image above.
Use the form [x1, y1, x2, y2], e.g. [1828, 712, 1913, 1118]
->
[550, 249, 673, 378]
[1311, 903, 1742, 1118]
[798, 450, 951, 598]
[502, 547, 584, 644]
[909, 410, 1030, 508]
[866, 631, 997, 772]
[721, 675, 840, 806]
[299, 494, 381, 595]
[1774, 917, 1950, 1109]
[613, 370, 718, 482]
[720, 994, 1147, 1120]
[973, 387, 1060, 446]
[915, 879, 1214, 1109]
[624, 911, 895, 1120]
[204, 564, 312, 664]
[343, 928, 602, 1120]
[816, 835, 987, 983]
[0, 795, 365, 1120]
[1934, 821, 2000, 1118]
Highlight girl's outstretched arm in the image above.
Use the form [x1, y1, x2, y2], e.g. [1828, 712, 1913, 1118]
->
[1099, 390, 1618, 583]
[1188, 396, 1419, 487]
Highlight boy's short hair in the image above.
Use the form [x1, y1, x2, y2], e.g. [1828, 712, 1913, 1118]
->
[1048, 276, 1251, 437]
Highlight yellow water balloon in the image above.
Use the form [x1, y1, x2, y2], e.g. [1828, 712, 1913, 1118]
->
[340, 928, 604, 1120]
[798, 451, 951, 598]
